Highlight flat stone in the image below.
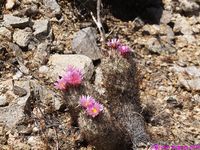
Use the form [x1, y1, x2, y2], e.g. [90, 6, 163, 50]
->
[33, 19, 50, 40]
[3, 14, 30, 28]
[146, 37, 176, 54]
[48, 54, 94, 81]
[43, 0, 61, 15]
[0, 27, 12, 40]
[13, 28, 32, 47]
[72, 27, 102, 60]
[179, 77, 200, 91]
[171, 65, 200, 77]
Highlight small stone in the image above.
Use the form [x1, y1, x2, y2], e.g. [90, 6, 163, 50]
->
[0, 27, 12, 40]
[3, 14, 30, 28]
[174, 16, 193, 35]
[5, 0, 15, 10]
[33, 19, 50, 40]
[43, 0, 61, 15]
[72, 27, 102, 60]
[175, 36, 188, 48]
[13, 71, 23, 80]
[160, 10, 172, 24]
[192, 94, 200, 103]
[13, 28, 32, 47]
[32, 126, 39, 133]
[24, 4, 39, 17]
[48, 54, 94, 81]
[39, 66, 49, 74]
[13, 86, 27, 97]
[33, 42, 50, 65]
[0, 95, 8, 107]
[27, 136, 45, 149]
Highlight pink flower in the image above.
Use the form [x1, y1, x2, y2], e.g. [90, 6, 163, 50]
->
[54, 77, 67, 91]
[86, 102, 103, 118]
[79, 95, 95, 108]
[64, 66, 83, 86]
[117, 45, 131, 55]
[107, 38, 121, 49]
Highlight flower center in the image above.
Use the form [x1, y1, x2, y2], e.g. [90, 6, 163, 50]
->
[92, 108, 97, 113]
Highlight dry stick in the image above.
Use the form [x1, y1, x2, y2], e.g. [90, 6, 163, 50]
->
[90, 0, 106, 48]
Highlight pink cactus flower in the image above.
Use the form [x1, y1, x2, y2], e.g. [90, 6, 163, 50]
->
[79, 95, 95, 108]
[54, 77, 67, 91]
[107, 38, 121, 49]
[64, 66, 83, 86]
[86, 101, 103, 118]
[117, 45, 131, 55]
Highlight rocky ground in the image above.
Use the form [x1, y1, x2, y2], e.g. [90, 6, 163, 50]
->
[0, 0, 200, 149]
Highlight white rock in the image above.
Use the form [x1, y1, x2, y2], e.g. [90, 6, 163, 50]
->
[6, 0, 15, 10]
[0, 95, 8, 107]
[39, 66, 49, 73]
[48, 54, 94, 81]
[27, 136, 45, 148]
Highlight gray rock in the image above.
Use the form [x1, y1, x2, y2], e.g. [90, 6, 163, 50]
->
[171, 65, 200, 77]
[33, 42, 50, 65]
[0, 80, 31, 128]
[13, 28, 32, 47]
[43, 0, 61, 15]
[179, 77, 200, 91]
[0, 96, 8, 107]
[3, 14, 30, 28]
[48, 54, 94, 81]
[72, 27, 102, 60]
[146, 37, 176, 54]
[0, 27, 12, 40]
[33, 19, 50, 40]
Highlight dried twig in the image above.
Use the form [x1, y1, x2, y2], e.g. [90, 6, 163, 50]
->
[90, 0, 106, 47]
